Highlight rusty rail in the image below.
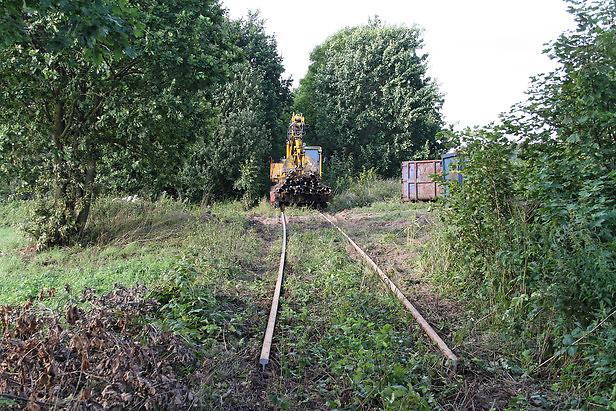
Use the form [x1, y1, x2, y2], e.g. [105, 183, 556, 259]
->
[259, 211, 287, 370]
[320, 212, 459, 369]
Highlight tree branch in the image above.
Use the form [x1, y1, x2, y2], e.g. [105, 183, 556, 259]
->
[85, 96, 106, 122]
[102, 53, 116, 78]
[112, 58, 141, 80]
[59, 100, 76, 139]
[533, 308, 616, 373]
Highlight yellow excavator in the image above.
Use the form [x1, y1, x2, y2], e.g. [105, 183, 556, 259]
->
[269, 113, 332, 208]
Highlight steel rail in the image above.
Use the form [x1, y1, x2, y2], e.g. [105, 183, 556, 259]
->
[320, 212, 459, 370]
[259, 211, 287, 370]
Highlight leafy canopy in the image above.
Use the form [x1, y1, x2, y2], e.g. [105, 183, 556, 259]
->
[180, 12, 292, 206]
[0, 0, 141, 62]
[0, 0, 234, 247]
[295, 18, 444, 178]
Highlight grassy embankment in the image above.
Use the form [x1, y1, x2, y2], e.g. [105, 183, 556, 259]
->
[0, 176, 402, 305]
[0, 198, 194, 305]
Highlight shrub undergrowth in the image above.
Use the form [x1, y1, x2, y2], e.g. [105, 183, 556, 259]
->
[329, 168, 401, 212]
[424, 127, 616, 404]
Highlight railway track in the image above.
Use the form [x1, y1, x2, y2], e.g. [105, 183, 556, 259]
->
[259, 210, 458, 372]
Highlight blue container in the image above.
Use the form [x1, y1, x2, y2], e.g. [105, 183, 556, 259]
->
[441, 152, 463, 184]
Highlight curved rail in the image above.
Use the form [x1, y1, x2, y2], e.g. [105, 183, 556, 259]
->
[319, 212, 459, 369]
[259, 211, 287, 370]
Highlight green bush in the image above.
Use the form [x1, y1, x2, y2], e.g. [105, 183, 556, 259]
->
[432, 127, 616, 398]
[24, 199, 81, 250]
[428, 2, 616, 398]
[330, 169, 401, 211]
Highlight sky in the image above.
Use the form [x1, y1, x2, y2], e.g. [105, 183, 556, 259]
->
[221, 0, 576, 130]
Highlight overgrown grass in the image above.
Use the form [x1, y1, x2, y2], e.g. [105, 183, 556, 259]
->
[0, 190, 462, 408]
[347, 199, 429, 214]
[0, 196, 279, 305]
[0, 197, 204, 305]
[86, 195, 198, 245]
[267, 217, 455, 409]
[6, 183, 590, 408]
[147, 211, 275, 343]
[130, 197, 459, 408]
[329, 170, 401, 212]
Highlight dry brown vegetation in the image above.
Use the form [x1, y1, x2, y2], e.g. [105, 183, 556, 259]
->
[0, 285, 205, 410]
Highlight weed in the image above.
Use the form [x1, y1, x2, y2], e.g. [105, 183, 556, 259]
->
[330, 175, 401, 211]
[267, 220, 450, 409]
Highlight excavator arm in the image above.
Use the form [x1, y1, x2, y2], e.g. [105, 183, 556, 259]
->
[282, 113, 318, 175]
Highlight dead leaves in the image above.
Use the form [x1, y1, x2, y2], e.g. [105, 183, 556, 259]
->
[65, 305, 79, 324]
[0, 284, 204, 410]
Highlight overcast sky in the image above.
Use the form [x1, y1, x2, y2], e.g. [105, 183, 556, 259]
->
[222, 0, 576, 130]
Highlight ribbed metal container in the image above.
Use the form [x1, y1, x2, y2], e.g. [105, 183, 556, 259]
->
[401, 160, 443, 201]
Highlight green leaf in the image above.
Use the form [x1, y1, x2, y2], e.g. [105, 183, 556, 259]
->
[124, 46, 137, 58]
[565, 133, 580, 143]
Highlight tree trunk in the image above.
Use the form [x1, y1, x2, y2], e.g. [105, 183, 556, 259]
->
[76, 156, 96, 231]
[52, 101, 66, 206]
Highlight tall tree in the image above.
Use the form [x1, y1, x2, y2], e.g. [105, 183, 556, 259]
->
[294, 18, 444, 177]
[96, 0, 235, 199]
[227, 12, 293, 152]
[0, 0, 233, 247]
[180, 11, 291, 205]
[182, 62, 270, 206]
